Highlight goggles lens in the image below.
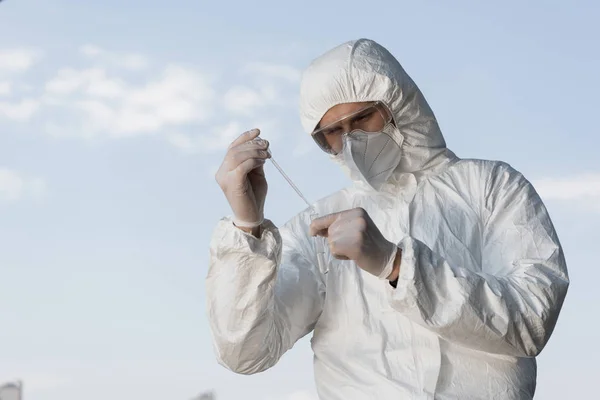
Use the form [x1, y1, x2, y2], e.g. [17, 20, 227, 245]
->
[311, 102, 392, 155]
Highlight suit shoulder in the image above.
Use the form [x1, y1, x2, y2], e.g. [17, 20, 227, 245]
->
[441, 158, 528, 187]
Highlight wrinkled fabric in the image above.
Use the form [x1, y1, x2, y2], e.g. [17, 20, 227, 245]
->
[206, 38, 569, 399]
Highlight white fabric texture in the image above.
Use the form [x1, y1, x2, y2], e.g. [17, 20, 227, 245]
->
[339, 124, 404, 190]
[206, 38, 569, 399]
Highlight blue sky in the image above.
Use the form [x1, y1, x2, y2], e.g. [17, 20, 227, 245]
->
[0, 0, 598, 399]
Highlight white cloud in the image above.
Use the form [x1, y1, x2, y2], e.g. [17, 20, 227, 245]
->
[534, 173, 600, 212]
[534, 173, 600, 201]
[223, 86, 265, 115]
[0, 99, 39, 121]
[224, 62, 299, 114]
[0, 48, 41, 73]
[45, 67, 126, 98]
[0, 168, 46, 203]
[80, 44, 103, 57]
[40, 64, 214, 138]
[248, 118, 280, 144]
[120, 54, 149, 71]
[166, 121, 242, 154]
[222, 84, 281, 116]
[166, 131, 199, 154]
[0, 46, 302, 162]
[79, 44, 149, 71]
[166, 118, 281, 156]
[0, 81, 11, 95]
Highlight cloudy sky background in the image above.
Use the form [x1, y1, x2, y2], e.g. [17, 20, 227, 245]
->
[0, 0, 598, 399]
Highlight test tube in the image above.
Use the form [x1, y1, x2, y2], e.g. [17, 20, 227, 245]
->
[310, 210, 329, 275]
[256, 138, 329, 274]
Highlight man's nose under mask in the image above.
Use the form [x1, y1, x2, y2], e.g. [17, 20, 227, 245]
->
[337, 125, 404, 191]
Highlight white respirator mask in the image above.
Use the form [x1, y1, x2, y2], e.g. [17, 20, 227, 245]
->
[311, 101, 404, 191]
[338, 124, 404, 191]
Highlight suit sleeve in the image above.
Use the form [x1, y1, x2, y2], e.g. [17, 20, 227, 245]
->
[206, 215, 325, 374]
[387, 164, 569, 357]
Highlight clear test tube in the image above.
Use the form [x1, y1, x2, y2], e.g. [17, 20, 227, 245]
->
[310, 210, 329, 275]
[254, 138, 329, 274]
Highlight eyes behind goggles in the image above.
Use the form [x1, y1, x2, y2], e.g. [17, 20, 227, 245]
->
[311, 101, 393, 155]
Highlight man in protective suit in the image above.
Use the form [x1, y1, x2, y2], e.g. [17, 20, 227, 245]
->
[207, 38, 569, 399]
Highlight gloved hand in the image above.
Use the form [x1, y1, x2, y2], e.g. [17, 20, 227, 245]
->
[309, 208, 399, 279]
[215, 128, 270, 229]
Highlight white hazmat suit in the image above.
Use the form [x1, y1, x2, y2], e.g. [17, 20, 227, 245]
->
[206, 39, 569, 399]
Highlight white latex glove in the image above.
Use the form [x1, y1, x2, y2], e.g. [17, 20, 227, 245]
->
[215, 128, 270, 228]
[309, 208, 398, 279]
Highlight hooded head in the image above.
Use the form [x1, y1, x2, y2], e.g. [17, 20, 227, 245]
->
[299, 38, 455, 188]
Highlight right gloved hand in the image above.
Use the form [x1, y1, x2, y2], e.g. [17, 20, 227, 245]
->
[215, 128, 270, 229]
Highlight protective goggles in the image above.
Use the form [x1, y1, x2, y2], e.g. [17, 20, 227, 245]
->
[311, 101, 393, 155]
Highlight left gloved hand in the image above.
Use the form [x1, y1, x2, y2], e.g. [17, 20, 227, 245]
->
[309, 208, 399, 280]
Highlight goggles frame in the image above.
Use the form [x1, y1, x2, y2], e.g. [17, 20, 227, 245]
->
[311, 101, 393, 155]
